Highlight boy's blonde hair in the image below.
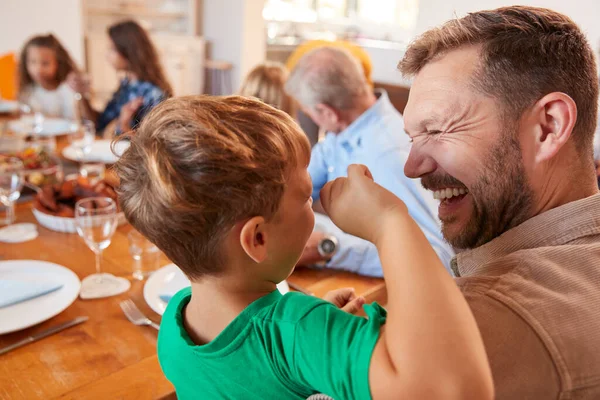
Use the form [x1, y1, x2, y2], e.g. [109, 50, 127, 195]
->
[114, 95, 310, 279]
[240, 62, 293, 116]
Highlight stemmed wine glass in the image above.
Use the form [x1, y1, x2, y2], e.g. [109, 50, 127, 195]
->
[74, 197, 118, 289]
[0, 158, 25, 225]
[68, 120, 96, 162]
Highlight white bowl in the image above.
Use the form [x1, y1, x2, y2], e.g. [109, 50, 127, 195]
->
[32, 208, 127, 233]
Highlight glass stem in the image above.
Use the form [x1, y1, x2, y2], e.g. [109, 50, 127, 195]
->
[6, 200, 15, 225]
[95, 249, 102, 275]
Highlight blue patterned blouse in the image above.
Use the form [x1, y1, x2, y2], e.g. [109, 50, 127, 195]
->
[97, 78, 167, 134]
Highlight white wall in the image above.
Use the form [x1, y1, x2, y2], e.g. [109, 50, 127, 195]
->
[202, 0, 266, 92]
[0, 0, 85, 67]
[416, 0, 600, 53]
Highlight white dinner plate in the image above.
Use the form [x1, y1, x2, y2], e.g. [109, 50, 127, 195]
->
[62, 140, 130, 164]
[0, 101, 20, 114]
[0, 260, 81, 334]
[8, 116, 75, 136]
[144, 263, 290, 316]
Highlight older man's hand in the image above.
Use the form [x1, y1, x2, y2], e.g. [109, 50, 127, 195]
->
[323, 288, 366, 314]
[296, 231, 326, 267]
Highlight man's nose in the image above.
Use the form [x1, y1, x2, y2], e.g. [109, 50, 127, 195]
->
[404, 147, 437, 179]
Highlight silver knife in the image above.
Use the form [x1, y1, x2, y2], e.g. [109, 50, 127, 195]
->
[0, 316, 89, 356]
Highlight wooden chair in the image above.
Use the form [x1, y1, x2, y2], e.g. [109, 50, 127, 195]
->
[205, 60, 233, 96]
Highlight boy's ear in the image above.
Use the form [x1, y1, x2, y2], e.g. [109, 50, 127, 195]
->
[239, 216, 268, 263]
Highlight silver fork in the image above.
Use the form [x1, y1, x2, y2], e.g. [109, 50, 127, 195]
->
[120, 299, 160, 330]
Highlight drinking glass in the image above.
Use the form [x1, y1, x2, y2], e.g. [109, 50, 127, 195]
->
[0, 158, 24, 225]
[79, 163, 105, 186]
[128, 230, 161, 280]
[68, 120, 96, 161]
[32, 112, 45, 135]
[75, 197, 118, 285]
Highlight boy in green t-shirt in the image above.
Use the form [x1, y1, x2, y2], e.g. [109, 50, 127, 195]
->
[114, 96, 493, 400]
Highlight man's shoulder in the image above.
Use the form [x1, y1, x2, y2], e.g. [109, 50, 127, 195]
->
[458, 243, 600, 397]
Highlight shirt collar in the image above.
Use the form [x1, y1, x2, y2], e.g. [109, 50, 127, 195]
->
[335, 89, 394, 149]
[454, 193, 600, 277]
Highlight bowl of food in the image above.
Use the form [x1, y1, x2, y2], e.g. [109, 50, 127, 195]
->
[0, 147, 62, 189]
[32, 178, 126, 233]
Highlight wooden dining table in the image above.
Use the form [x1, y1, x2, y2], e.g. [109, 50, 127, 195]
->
[0, 119, 387, 400]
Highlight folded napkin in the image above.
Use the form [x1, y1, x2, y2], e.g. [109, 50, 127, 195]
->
[159, 271, 191, 303]
[0, 280, 63, 308]
[0, 223, 39, 243]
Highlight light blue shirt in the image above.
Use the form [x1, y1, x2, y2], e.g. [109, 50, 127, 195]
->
[309, 90, 454, 277]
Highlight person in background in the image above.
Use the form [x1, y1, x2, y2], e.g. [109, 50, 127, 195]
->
[400, 6, 600, 398]
[18, 34, 78, 119]
[68, 20, 172, 136]
[285, 46, 454, 277]
[239, 61, 294, 116]
[286, 40, 373, 86]
[286, 40, 373, 147]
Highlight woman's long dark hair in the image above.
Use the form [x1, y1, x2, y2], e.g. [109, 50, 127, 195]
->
[108, 20, 173, 97]
[18, 34, 78, 97]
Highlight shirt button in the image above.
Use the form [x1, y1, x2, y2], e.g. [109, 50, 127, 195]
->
[328, 166, 334, 173]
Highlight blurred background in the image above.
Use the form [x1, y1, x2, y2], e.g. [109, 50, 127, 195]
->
[1, 0, 599, 111]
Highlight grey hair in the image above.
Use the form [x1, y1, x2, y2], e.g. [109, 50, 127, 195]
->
[285, 46, 370, 111]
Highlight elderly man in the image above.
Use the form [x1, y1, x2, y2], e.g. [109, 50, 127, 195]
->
[392, 6, 599, 399]
[285, 47, 454, 277]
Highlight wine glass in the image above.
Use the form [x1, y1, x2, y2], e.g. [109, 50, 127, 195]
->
[75, 197, 118, 286]
[68, 120, 96, 162]
[32, 112, 45, 135]
[0, 158, 24, 225]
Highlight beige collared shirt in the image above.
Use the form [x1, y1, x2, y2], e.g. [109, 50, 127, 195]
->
[454, 194, 600, 400]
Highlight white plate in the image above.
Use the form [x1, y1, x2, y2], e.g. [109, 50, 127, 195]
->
[0, 260, 81, 334]
[144, 264, 290, 316]
[0, 101, 19, 114]
[62, 140, 130, 164]
[8, 117, 75, 136]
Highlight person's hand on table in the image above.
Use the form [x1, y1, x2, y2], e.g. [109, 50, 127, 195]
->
[319, 164, 407, 244]
[66, 71, 91, 97]
[118, 97, 143, 133]
[323, 287, 365, 314]
[296, 231, 326, 267]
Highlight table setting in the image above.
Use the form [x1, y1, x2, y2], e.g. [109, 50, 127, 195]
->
[0, 110, 386, 400]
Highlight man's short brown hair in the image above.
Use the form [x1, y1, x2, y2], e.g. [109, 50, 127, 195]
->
[400, 6, 598, 153]
[114, 95, 310, 279]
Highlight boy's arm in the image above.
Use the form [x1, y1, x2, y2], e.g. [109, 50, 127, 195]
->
[320, 165, 494, 400]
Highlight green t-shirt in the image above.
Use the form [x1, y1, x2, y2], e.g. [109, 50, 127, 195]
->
[158, 287, 387, 400]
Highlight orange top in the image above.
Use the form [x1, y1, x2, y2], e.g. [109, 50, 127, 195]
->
[285, 40, 373, 87]
[0, 52, 17, 100]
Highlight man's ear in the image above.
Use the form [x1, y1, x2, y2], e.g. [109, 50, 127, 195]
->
[315, 103, 340, 125]
[531, 92, 577, 163]
[239, 216, 268, 263]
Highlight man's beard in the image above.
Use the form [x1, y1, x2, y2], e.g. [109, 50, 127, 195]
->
[422, 129, 534, 250]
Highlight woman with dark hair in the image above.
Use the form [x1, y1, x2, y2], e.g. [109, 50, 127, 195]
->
[68, 20, 172, 135]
